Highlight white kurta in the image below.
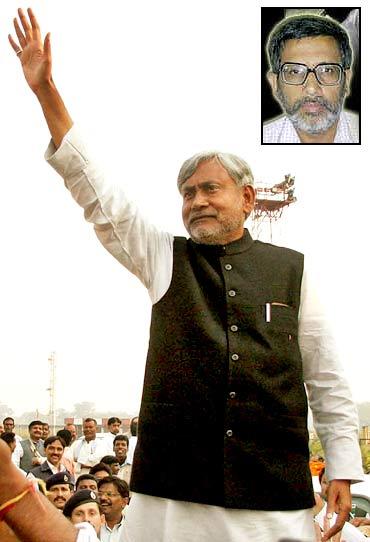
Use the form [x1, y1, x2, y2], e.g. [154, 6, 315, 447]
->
[46, 127, 363, 542]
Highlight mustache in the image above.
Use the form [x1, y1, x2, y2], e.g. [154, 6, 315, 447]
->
[291, 96, 338, 114]
[189, 213, 217, 224]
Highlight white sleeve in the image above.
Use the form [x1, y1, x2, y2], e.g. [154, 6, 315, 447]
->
[299, 261, 364, 483]
[75, 522, 100, 542]
[45, 125, 173, 304]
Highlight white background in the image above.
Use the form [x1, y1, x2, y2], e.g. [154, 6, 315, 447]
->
[0, 0, 368, 417]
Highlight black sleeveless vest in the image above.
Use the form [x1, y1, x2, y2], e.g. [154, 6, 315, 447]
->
[130, 230, 314, 510]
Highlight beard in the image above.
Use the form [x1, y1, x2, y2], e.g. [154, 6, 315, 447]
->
[189, 213, 245, 245]
[276, 82, 346, 134]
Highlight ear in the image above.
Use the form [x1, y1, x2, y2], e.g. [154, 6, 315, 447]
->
[267, 71, 278, 95]
[344, 69, 352, 96]
[242, 185, 256, 219]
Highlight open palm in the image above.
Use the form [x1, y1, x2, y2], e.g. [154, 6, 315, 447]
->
[8, 8, 52, 93]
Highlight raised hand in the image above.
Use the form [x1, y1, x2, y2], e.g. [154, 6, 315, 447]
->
[9, 8, 52, 94]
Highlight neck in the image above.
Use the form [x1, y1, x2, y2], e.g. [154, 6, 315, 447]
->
[106, 512, 123, 529]
[84, 436, 95, 442]
[297, 121, 338, 143]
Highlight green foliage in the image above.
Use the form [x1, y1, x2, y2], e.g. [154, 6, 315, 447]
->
[360, 443, 370, 474]
[309, 437, 325, 458]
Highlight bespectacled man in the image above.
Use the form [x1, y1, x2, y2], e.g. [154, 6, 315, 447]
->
[263, 13, 359, 144]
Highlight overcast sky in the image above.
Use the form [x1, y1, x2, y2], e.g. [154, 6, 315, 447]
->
[0, 0, 368, 419]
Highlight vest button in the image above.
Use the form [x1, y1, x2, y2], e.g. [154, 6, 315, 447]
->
[225, 264, 232, 271]
[228, 290, 236, 297]
[230, 325, 238, 332]
[229, 391, 236, 399]
[226, 429, 233, 437]
[231, 353, 239, 361]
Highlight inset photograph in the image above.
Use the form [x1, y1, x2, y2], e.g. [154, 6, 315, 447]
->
[261, 8, 360, 144]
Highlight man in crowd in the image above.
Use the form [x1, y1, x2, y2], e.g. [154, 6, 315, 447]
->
[101, 455, 121, 476]
[28, 435, 73, 482]
[126, 417, 138, 465]
[2, 416, 23, 468]
[263, 14, 358, 143]
[63, 489, 104, 538]
[76, 474, 99, 493]
[98, 476, 130, 541]
[42, 422, 50, 440]
[69, 418, 109, 476]
[64, 423, 78, 443]
[46, 471, 75, 511]
[89, 462, 112, 480]
[9, 7, 364, 542]
[113, 435, 132, 484]
[19, 420, 46, 472]
[104, 417, 122, 453]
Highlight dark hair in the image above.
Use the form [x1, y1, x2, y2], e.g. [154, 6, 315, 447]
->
[28, 420, 44, 430]
[107, 417, 121, 426]
[267, 15, 352, 73]
[57, 429, 72, 447]
[83, 418, 97, 425]
[113, 434, 129, 446]
[75, 473, 98, 490]
[130, 416, 139, 437]
[101, 455, 120, 466]
[2, 417, 15, 425]
[97, 476, 129, 498]
[1, 432, 15, 445]
[89, 463, 112, 476]
[44, 435, 66, 449]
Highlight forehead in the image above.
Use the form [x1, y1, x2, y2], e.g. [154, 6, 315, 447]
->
[281, 36, 341, 65]
[99, 482, 115, 492]
[30, 424, 43, 430]
[50, 484, 71, 491]
[84, 421, 96, 427]
[46, 440, 63, 448]
[73, 502, 99, 514]
[181, 159, 234, 190]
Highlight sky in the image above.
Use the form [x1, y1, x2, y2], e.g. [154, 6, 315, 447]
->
[0, 0, 368, 419]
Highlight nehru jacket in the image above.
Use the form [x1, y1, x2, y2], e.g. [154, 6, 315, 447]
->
[131, 233, 313, 509]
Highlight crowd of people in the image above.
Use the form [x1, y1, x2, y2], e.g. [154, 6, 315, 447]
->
[1, 415, 369, 541]
[0, 415, 138, 541]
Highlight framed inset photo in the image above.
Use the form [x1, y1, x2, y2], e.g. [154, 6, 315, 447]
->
[261, 7, 360, 144]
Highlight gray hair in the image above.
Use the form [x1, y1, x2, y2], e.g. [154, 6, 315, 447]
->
[177, 151, 254, 191]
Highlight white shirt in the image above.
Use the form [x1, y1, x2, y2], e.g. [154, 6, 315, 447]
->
[263, 110, 359, 143]
[100, 515, 125, 542]
[69, 436, 109, 475]
[46, 126, 364, 542]
[316, 504, 367, 541]
[76, 522, 100, 542]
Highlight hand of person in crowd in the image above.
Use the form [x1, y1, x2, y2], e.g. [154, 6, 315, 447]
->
[8, 8, 73, 148]
[322, 479, 352, 541]
[31, 456, 43, 466]
[9, 8, 52, 94]
[350, 517, 370, 527]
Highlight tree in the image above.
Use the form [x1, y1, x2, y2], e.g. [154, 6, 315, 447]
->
[73, 402, 96, 419]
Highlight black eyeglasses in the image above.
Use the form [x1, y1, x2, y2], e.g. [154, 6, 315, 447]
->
[279, 62, 344, 86]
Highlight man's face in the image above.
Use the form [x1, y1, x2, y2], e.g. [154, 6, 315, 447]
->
[108, 421, 121, 435]
[110, 462, 120, 476]
[29, 424, 43, 441]
[47, 484, 73, 510]
[114, 440, 128, 462]
[45, 439, 64, 466]
[42, 424, 50, 439]
[98, 482, 128, 521]
[70, 503, 104, 535]
[3, 419, 15, 433]
[83, 421, 97, 441]
[65, 424, 77, 442]
[181, 159, 255, 246]
[76, 479, 98, 492]
[268, 36, 351, 135]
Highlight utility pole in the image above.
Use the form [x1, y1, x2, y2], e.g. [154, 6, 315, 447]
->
[47, 351, 56, 433]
